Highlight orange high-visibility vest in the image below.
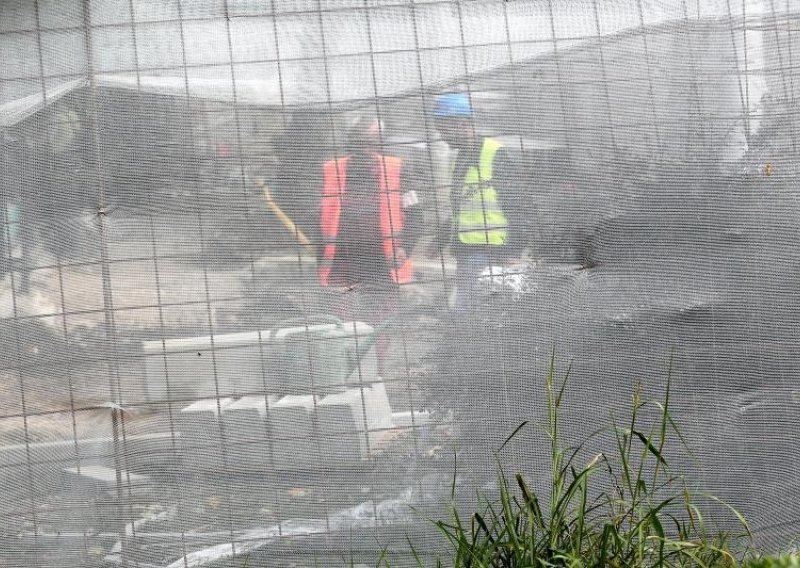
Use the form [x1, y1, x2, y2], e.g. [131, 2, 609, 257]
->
[319, 153, 413, 287]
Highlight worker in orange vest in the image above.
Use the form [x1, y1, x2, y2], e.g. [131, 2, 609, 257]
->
[318, 114, 422, 377]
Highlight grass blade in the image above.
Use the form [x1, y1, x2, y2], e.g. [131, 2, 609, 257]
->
[473, 512, 494, 543]
[406, 535, 426, 568]
[498, 421, 529, 453]
[702, 493, 753, 540]
[629, 428, 668, 466]
[516, 473, 545, 529]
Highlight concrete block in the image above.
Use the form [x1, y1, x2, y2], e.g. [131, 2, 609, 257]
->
[222, 395, 277, 473]
[315, 399, 363, 464]
[143, 322, 378, 401]
[363, 382, 393, 430]
[345, 347, 378, 390]
[178, 398, 235, 471]
[62, 465, 150, 496]
[270, 321, 377, 394]
[269, 395, 316, 470]
[317, 383, 394, 461]
[143, 331, 270, 402]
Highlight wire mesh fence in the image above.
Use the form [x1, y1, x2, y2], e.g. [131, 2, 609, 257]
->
[1, 0, 800, 566]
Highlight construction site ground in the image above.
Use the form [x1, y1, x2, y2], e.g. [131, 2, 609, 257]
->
[0, 210, 454, 566]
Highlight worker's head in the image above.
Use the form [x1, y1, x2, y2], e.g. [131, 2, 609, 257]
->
[348, 114, 384, 154]
[432, 92, 476, 150]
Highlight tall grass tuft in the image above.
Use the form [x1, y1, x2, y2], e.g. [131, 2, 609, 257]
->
[426, 355, 752, 568]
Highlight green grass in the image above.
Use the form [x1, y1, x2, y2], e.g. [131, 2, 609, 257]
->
[229, 354, 798, 568]
[743, 555, 800, 568]
[411, 355, 757, 568]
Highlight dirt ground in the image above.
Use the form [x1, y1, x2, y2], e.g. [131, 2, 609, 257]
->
[0, 212, 458, 566]
[0, 213, 449, 442]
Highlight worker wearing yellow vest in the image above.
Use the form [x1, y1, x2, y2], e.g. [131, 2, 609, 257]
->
[433, 93, 515, 311]
[319, 114, 422, 375]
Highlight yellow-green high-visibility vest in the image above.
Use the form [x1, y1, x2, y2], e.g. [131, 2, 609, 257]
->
[456, 137, 509, 246]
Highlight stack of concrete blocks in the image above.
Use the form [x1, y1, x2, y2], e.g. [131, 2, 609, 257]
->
[145, 320, 394, 472]
[175, 383, 394, 473]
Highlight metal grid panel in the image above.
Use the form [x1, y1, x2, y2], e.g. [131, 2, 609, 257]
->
[1, 0, 799, 566]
